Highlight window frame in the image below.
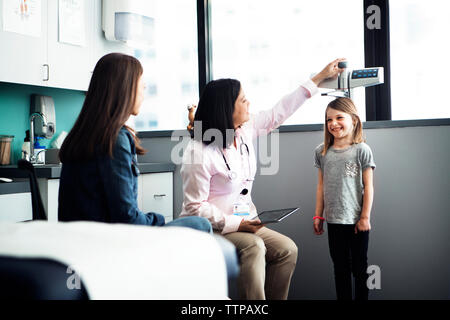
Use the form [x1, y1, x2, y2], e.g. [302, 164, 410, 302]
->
[138, 0, 449, 138]
[364, 0, 391, 121]
[197, 0, 213, 93]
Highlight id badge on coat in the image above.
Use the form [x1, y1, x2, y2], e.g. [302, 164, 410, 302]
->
[233, 202, 250, 216]
[232, 188, 250, 217]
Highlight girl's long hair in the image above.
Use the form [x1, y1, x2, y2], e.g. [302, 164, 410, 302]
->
[322, 97, 365, 155]
[60, 53, 146, 163]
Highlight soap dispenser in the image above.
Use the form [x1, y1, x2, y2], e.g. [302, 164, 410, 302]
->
[33, 136, 46, 164]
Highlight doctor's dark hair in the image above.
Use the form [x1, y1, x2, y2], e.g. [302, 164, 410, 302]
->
[190, 78, 241, 149]
[322, 97, 365, 155]
[60, 53, 146, 163]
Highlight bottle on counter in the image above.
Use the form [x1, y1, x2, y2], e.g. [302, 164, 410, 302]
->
[21, 130, 30, 161]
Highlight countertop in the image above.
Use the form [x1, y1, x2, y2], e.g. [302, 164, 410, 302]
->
[0, 162, 176, 195]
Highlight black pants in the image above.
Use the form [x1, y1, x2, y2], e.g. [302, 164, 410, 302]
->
[327, 223, 369, 301]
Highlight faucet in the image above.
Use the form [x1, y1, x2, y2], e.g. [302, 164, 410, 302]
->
[29, 112, 48, 164]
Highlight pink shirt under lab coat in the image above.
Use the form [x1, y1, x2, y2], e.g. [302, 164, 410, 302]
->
[180, 80, 319, 234]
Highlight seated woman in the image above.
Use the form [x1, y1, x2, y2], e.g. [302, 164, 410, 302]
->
[58, 53, 211, 233]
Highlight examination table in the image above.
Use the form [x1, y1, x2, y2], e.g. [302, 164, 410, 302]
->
[0, 221, 230, 299]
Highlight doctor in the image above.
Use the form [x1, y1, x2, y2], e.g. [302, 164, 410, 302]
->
[180, 58, 345, 300]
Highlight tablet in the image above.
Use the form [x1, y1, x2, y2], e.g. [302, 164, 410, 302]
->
[253, 207, 300, 224]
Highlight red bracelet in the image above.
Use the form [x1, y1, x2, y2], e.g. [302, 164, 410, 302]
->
[313, 216, 325, 221]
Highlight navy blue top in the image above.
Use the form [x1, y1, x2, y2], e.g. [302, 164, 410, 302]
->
[58, 127, 164, 225]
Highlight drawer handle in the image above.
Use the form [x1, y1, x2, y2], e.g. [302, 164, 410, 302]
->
[153, 194, 166, 199]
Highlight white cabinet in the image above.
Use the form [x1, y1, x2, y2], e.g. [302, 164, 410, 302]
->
[47, 178, 59, 222]
[46, 0, 95, 90]
[0, 0, 48, 86]
[0, 0, 133, 90]
[0, 192, 32, 222]
[0, 0, 92, 90]
[38, 178, 59, 222]
[40, 172, 174, 223]
[138, 172, 174, 223]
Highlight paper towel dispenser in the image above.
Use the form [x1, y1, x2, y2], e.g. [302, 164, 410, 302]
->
[30, 95, 56, 139]
[102, 0, 155, 46]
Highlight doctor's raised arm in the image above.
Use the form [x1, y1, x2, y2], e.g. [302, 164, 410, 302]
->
[250, 58, 346, 139]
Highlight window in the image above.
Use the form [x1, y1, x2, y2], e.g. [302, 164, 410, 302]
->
[390, 0, 450, 120]
[130, 0, 199, 131]
[210, 0, 366, 125]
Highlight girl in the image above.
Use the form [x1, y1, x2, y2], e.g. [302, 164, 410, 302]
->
[58, 53, 211, 232]
[313, 97, 376, 300]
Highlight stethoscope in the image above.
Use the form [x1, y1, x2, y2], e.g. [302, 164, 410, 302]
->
[220, 136, 251, 181]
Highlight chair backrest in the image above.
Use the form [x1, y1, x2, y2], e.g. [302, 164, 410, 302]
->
[17, 159, 47, 220]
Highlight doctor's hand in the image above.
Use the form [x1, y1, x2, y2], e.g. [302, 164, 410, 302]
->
[311, 58, 347, 86]
[238, 219, 264, 233]
[187, 104, 197, 131]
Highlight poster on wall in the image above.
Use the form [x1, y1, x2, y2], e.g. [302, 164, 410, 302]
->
[2, 0, 42, 37]
[58, 0, 86, 46]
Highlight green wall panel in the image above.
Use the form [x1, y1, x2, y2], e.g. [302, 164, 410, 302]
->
[0, 82, 85, 164]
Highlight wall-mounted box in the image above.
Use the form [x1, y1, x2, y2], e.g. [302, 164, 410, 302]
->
[102, 0, 155, 46]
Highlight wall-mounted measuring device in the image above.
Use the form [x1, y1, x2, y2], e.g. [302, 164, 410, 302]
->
[318, 61, 384, 99]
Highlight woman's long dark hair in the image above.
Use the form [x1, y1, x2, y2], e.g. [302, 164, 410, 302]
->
[60, 53, 146, 163]
[191, 79, 241, 149]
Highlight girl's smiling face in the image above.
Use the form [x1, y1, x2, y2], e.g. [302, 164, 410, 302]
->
[326, 107, 354, 140]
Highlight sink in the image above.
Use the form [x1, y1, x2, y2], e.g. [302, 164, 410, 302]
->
[31, 163, 61, 167]
[45, 148, 60, 165]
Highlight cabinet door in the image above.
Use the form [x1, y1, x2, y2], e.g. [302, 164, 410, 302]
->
[46, 0, 93, 90]
[141, 172, 173, 222]
[0, 0, 48, 86]
[47, 178, 59, 222]
[0, 193, 32, 222]
[37, 177, 59, 222]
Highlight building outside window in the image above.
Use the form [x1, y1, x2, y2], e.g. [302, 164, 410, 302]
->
[390, 0, 450, 120]
[210, 0, 365, 125]
[131, 0, 199, 131]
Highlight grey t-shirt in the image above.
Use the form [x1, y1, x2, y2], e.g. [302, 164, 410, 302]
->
[314, 142, 376, 224]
